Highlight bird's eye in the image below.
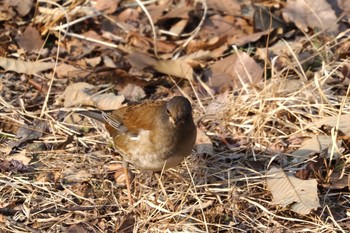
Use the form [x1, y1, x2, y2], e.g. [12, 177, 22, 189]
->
[166, 109, 171, 115]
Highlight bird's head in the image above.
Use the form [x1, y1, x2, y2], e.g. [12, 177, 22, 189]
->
[165, 96, 193, 125]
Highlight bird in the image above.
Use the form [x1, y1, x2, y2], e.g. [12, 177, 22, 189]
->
[78, 96, 197, 204]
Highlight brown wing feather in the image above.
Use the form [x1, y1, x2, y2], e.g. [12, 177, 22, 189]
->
[104, 100, 166, 134]
[120, 101, 165, 132]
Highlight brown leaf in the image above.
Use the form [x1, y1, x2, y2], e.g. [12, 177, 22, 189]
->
[207, 0, 240, 15]
[9, 119, 47, 149]
[323, 172, 349, 190]
[5, 149, 31, 167]
[93, 0, 119, 14]
[61, 82, 125, 110]
[0, 116, 21, 134]
[200, 15, 242, 39]
[0, 57, 54, 75]
[196, 128, 214, 156]
[169, 19, 188, 36]
[127, 32, 177, 54]
[126, 50, 158, 70]
[119, 83, 146, 101]
[4, 0, 33, 17]
[56, 63, 82, 79]
[16, 25, 44, 52]
[186, 36, 228, 55]
[266, 167, 320, 215]
[146, 0, 174, 22]
[292, 135, 342, 163]
[66, 223, 93, 233]
[315, 115, 350, 137]
[282, 0, 339, 34]
[153, 58, 194, 80]
[205, 52, 263, 92]
[159, 1, 190, 20]
[295, 154, 325, 180]
[63, 168, 93, 183]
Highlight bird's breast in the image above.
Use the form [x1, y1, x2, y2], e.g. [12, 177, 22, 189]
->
[114, 127, 191, 171]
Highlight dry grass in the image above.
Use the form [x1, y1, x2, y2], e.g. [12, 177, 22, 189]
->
[1, 1, 350, 232]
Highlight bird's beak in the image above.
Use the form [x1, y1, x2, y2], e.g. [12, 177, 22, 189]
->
[175, 116, 184, 125]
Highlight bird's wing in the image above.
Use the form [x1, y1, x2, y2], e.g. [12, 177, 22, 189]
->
[103, 100, 166, 134]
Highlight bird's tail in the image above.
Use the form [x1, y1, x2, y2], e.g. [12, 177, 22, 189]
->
[77, 111, 106, 123]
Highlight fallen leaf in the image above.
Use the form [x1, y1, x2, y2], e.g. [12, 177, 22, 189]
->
[61, 82, 94, 107]
[200, 15, 244, 39]
[207, 0, 240, 15]
[16, 24, 44, 52]
[322, 172, 349, 190]
[0, 158, 29, 173]
[126, 50, 158, 70]
[55, 63, 82, 79]
[205, 91, 230, 115]
[292, 135, 342, 162]
[9, 119, 47, 149]
[119, 83, 146, 101]
[61, 82, 125, 110]
[153, 58, 193, 80]
[93, 0, 119, 14]
[314, 115, 350, 137]
[4, 0, 33, 17]
[295, 153, 325, 180]
[0, 57, 54, 75]
[266, 167, 320, 215]
[196, 128, 214, 156]
[103, 56, 116, 68]
[63, 169, 92, 183]
[282, 0, 339, 34]
[5, 149, 31, 167]
[67, 223, 92, 233]
[169, 19, 188, 36]
[91, 93, 125, 110]
[84, 57, 102, 67]
[205, 52, 263, 92]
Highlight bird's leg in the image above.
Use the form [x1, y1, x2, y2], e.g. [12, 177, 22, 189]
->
[122, 160, 134, 206]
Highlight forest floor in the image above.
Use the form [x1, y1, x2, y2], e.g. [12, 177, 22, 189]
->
[1, 0, 350, 232]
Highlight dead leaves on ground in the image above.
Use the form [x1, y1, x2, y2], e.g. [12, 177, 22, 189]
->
[2, 0, 350, 231]
[60, 82, 125, 110]
[266, 167, 320, 215]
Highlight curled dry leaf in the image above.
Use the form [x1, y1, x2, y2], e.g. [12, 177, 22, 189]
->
[92, 93, 125, 110]
[196, 128, 214, 156]
[61, 82, 125, 110]
[125, 49, 194, 80]
[0, 57, 54, 75]
[152, 59, 194, 80]
[266, 167, 320, 215]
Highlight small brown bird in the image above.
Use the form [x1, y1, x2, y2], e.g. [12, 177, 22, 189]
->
[79, 96, 197, 203]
